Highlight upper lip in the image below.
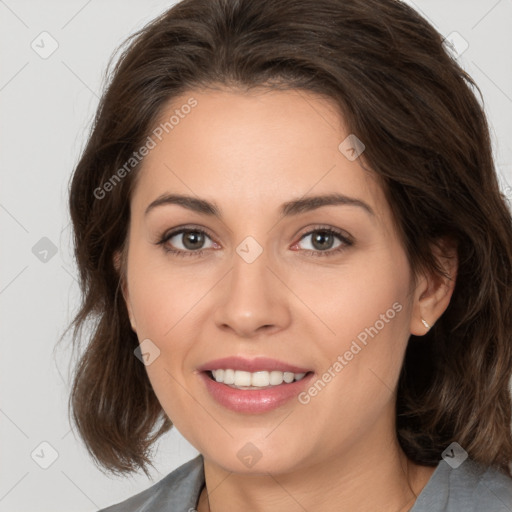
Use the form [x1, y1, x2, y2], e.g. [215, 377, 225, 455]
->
[197, 356, 312, 374]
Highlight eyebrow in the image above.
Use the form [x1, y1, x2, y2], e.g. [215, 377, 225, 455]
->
[144, 192, 375, 218]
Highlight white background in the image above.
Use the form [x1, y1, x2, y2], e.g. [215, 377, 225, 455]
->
[1, 1, 511, 511]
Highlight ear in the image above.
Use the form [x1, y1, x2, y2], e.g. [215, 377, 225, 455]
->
[410, 237, 458, 336]
[113, 249, 137, 333]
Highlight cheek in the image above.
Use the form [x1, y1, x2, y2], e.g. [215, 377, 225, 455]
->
[127, 242, 210, 339]
[295, 254, 412, 430]
[294, 257, 411, 439]
[125, 245, 219, 411]
[291, 247, 411, 357]
[126, 254, 199, 419]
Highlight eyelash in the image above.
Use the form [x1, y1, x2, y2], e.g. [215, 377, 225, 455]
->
[156, 225, 353, 258]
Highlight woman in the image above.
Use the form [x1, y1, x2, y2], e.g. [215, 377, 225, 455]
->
[66, 0, 512, 510]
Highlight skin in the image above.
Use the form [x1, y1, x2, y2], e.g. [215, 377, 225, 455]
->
[116, 88, 457, 512]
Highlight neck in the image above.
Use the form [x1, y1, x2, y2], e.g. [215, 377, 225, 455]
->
[197, 423, 435, 512]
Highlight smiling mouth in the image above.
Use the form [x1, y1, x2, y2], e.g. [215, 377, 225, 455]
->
[206, 369, 313, 390]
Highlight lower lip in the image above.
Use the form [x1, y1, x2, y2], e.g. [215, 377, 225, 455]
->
[200, 371, 314, 413]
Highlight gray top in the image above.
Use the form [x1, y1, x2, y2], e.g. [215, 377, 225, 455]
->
[98, 455, 512, 512]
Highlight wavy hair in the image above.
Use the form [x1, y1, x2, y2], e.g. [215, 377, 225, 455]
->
[64, 0, 512, 477]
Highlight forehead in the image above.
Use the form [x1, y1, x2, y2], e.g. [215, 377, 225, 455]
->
[130, 88, 389, 222]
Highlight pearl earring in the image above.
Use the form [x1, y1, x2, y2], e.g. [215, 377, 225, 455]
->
[421, 318, 430, 330]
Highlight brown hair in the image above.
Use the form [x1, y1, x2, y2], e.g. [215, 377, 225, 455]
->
[64, 0, 512, 477]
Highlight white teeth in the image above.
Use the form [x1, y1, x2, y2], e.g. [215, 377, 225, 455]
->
[210, 369, 308, 388]
[269, 371, 283, 385]
[223, 369, 235, 384]
[251, 371, 270, 387]
[283, 372, 294, 383]
[234, 370, 252, 386]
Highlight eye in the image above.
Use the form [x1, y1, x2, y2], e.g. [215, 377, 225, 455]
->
[292, 227, 353, 257]
[156, 227, 218, 257]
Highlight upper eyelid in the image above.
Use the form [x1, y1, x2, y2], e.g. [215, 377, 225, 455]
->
[161, 225, 216, 242]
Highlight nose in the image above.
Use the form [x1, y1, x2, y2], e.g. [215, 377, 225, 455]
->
[212, 244, 291, 339]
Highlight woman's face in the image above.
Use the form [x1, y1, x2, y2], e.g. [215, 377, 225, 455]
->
[121, 88, 421, 474]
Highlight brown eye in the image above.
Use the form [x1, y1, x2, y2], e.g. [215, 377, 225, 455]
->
[179, 230, 206, 250]
[157, 227, 218, 257]
[309, 230, 337, 251]
[296, 228, 352, 255]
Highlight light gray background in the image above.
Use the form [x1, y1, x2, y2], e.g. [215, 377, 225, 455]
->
[1, 1, 511, 511]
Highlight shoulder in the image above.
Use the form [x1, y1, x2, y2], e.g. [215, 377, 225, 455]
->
[97, 454, 205, 512]
[469, 460, 512, 511]
[413, 458, 512, 512]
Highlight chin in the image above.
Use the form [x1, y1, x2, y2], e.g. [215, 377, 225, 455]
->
[200, 439, 311, 476]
